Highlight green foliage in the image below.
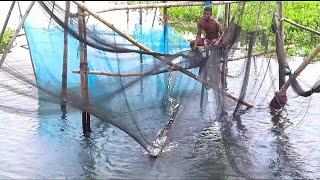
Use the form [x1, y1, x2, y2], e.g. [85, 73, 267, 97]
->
[283, 1, 320, 59]
[164, 5, 219, 35]
[163, 1, 320, 60]
[233, 2, 277, 32]
[0, 28, 14, 54]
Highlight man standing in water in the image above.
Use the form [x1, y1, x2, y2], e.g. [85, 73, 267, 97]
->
[190, 6, 224, 49]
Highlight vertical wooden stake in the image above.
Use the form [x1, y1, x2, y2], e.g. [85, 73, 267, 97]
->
[221, 3, 231, 90]
[277, 1, 286, 89]
[78, 4, 91, 135]
[61, 1, 70, 117]
[163, 1, 168, 54]
[139, 3, 144, 93]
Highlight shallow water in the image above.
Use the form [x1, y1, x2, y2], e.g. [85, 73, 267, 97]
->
[1, 42, 320, 179]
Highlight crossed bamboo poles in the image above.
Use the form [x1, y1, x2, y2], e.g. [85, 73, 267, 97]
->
[73, 1, 255, 108]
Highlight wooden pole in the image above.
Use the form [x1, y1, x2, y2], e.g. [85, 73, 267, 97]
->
[0, 1, 36, 68]
[72, 46, 294, 76]
[221, 3, 231, 90]
[224, 3, 231, 29]
[78, 4, 91, 135]
[163, 1, 169, 54]
[276, 43, 320, 97]
[0, 1, 16, 43]
[73, 1, 255, 108]
[275, 14, 320, 36]
[152, 7, 157, 27]
[19, 1, 37, 81]
[277, 1, 286, 89]
[227, 45, 293, 61]
[139, 3, 143, 92]
[97, 1, 244, 13]
[61, 1, 70, 114]
[139, 4, 143, 60]
[17, 1, 23, 21]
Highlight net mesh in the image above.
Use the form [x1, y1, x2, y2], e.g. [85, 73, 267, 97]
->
[1, 1, 320, 157]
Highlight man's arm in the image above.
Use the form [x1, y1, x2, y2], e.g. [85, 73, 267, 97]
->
[193, 21, 202, 49]
[214, 22, 224, 45]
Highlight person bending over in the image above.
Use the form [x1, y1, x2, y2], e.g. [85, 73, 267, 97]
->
[190, 6, 224, 49]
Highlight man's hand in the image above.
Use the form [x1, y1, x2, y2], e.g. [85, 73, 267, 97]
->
[212, 38, 220, 45]
[193, 45, 198, 49]
[204, 39, 208, 48]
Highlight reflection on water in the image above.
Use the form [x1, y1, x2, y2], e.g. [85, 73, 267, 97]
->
[1, 47, 320, 179]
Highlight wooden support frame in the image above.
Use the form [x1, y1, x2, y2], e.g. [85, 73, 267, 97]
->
[73, 1, 255, 108]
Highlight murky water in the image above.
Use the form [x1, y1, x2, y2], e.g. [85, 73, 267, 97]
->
[1, 37, 320, 179]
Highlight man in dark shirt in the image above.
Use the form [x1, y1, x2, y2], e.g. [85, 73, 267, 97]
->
[190, 6, 224, 49]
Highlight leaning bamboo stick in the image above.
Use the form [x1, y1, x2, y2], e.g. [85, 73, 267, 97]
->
[0, 1, 16, 43]
[72, 69, 167, 77]
[227, 45, 293, 61]
[0, 1, 36, 68]
[71, 45, 295, 76]
[277, 42, 320, 97]
[73, 1, 254, 108]
[275, 14, 320, 36]
[97, 1, 244, 13]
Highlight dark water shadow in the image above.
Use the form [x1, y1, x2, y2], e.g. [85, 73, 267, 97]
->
[269, 108, 310, 179]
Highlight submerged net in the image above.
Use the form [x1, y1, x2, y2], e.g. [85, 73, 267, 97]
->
[1, 1, 320, 159]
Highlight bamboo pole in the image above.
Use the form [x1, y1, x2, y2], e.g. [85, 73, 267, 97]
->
[227, 45, 293, 61]
[276, 43, 320, 97]
[97, 1, 244, 13]
[139, 4, 143, 92]
[0, 1, 16, 43]
[17, 1, 23, 20]
[73, 1, 255, 108]
[72, 45, 294, 77]
[224, 3, 231, 29]
[152, 7, 157, 27]
[163, 1, 168, 53]
[20, 1, 37, 81]
[78, 5, 91, 134]
[275, 14, 320, 36]
[61, 1, 70, 111]
[221, 3, 231, 90]
[277, 1, 286, 89]
[0, 1, 36, 68]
